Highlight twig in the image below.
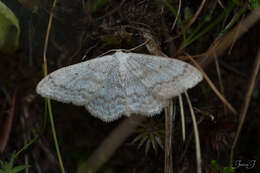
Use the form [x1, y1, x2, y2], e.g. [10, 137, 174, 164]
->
[184, 0, 206, 30]
[229, 49, 260, 166]
[219, 60, 247, 78]
[164, 100, 173, 173]
[186, 53, 238, 115]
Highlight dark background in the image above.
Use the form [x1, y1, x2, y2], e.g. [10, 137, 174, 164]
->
[0, 0, 259, 172]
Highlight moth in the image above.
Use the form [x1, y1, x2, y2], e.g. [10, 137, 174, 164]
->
[36, 51, 203, 122]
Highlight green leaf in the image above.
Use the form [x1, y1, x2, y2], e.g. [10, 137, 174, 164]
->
[0, 153, 28, 173]
[12, 165, 31, 173]
[0, 161, 12, 171]
[0, 1, 20, 54]
[210, 160, 220, 171]
[221, 167, 235, 173]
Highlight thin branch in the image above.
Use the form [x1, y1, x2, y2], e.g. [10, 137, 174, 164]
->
[229, 49, 260, 166]
[186, 53, 238, 115]
[184, 0, 206, 29]
[178, 95, 186, 141]
[164, 100, 174, 173]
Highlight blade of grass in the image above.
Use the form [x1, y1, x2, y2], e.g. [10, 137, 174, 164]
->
[42, 0, 66, 173]
[178, 95, 186, 141]
[220, 5, 247, 35]
[171, 0, 181, 31]
[183, 15, 211, 47]
[160, 0, 186, 40]
[184, 91, 201, 173]
[14, 134, 38, 159]
[199, 6, 260, 67]
[46, 99, 66, 173]
[181, 1, 236, 49]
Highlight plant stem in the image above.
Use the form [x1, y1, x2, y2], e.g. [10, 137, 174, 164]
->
[47, 99, 66, 173]
[164, 100, 173, 173]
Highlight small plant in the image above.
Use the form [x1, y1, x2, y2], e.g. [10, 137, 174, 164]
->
[208, 160, 234, 173]
[132, 119, 165, 154]
[0, 134, 37, 173]
[0, 153, 30, 173]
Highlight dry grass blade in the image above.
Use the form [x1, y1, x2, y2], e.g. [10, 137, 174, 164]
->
[184, 0, 206, 29]
[171, 0, 181, 31]
[214, 56, 227, 113]
[186, 53, 238, 115]
[164, 100, 174, 173]
[199, 6, 260, 67]
[178, 95, 186, 141]
[229, 49, 260, 166]
[184, 91, 201, 173]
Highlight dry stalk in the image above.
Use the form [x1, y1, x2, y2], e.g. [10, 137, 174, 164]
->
[184, 0, 206, 29]
[164, 100, 174, 173]
[178, 95, 186, 141]
[229, 49, 260, 166]
[186, 53, 238, 115]
[184, 91, 202, 173]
